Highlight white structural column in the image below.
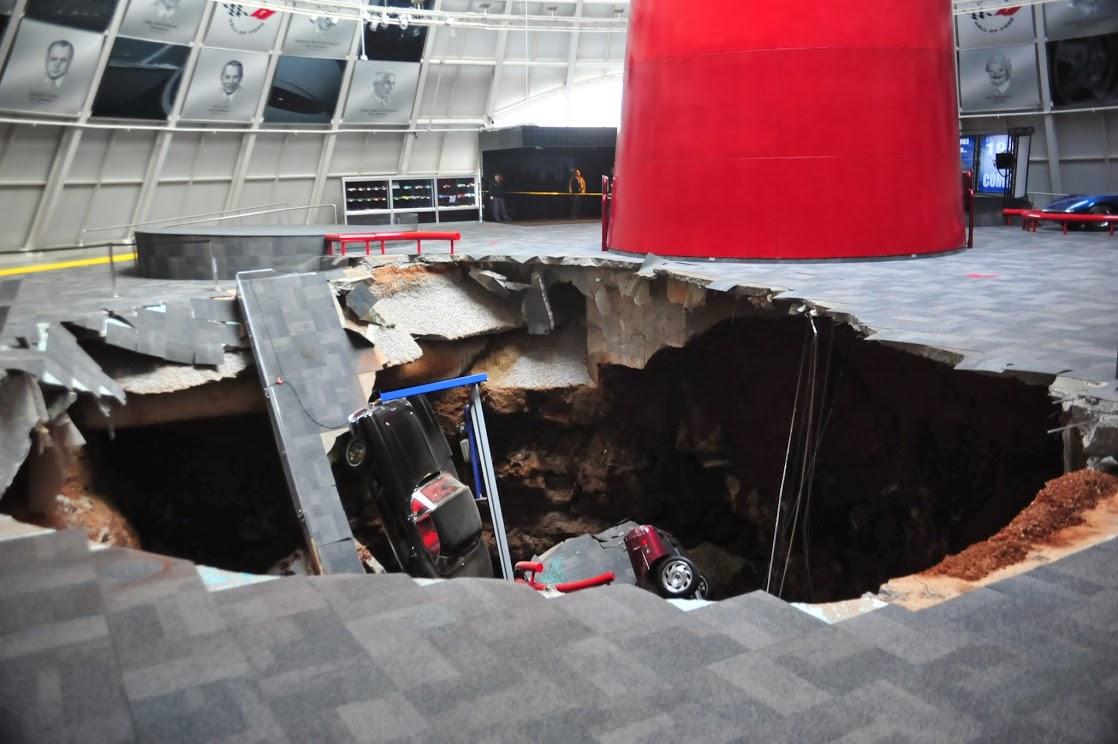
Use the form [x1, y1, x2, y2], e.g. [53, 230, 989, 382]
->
[308, 23, 363, 222]
[223, 15, 290, 212]
[23, 2, 128, 251]
[127, 2, 219, 235]
[564, 0, 585, 88]
[1033, 9, 1063, 195]
[398, 0, 446, 175]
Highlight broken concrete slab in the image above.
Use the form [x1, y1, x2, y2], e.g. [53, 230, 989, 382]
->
[368, 264, 522, 340]
[470, 323, 591, 391]
[1, 322, 125, 403]
[469, 269, 530, 297]
[0, 371, 48, 495]
[345, 283, 380, 322]
[93, 349, 252, 396]
[237, 270, 366, 575]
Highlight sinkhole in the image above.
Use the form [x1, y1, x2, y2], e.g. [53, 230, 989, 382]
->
[1, 309, 1066, 605]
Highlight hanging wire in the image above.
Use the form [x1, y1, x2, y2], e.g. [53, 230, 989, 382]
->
[765, 326, 810, 594]
[779, 315, 819, 598]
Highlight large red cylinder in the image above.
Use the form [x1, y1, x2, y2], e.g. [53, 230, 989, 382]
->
[609, 0, 964, 259]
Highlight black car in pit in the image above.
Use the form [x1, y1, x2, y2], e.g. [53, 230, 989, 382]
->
[341, 395, 493, 580]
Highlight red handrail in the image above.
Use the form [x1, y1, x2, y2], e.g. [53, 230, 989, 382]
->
[324, 231, 462, 257]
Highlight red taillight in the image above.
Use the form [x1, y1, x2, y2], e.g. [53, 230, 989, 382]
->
[411, 498, 441, 560]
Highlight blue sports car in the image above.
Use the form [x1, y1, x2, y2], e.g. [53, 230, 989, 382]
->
[1043, 193, 1117, 229]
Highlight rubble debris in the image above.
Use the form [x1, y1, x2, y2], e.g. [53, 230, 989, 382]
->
[0, 371, 49, 495]
[469, 268, 529, 297]
[91, 348, 252, 395]
[345, 283, 380, 322]
[923, 469, 1118, 582]
[467, 323, 591, 391]
[2, 322, 125, 403]
[522, 274, 555, 335]
[368, 264, 523, 340]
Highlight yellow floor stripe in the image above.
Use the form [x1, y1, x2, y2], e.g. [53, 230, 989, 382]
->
[0, 252, 136, 277]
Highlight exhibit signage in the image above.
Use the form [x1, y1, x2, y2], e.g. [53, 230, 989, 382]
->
[1045, 0, 1118, 42]
[179, 46, 268, 121]
[24, 0, 119, 33]
[342, 59, 419, 124]
[958, 44, 1041, 112]
[282, 8, 356, 57]
[0, 18, 104, 116]
[118, 0, 206, 44]
[956, 3, 1035, 49]
[205, 2, 282, 52]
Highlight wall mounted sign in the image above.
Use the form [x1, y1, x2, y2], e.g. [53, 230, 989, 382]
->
[92, 37, 189, 119]
[959, 44, 1041, 112]
[118, 0, 206, 44]
[0, 18, 104, 116]
[342, 58, 419, 124]
[205, 2, 281, 52]
[179, 46, 268, 121]
[283, 8, 356, 58]
[264, 55, 344, 124]
[1045, 0, 1118, 42]
[956, 2, 1035, 49]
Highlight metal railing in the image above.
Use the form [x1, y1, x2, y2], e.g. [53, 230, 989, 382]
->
[80, 202, 287, 246]
[206, 203, 338, 226]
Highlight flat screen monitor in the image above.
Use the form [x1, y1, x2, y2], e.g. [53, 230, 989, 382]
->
[959, 136, 977, 173]
[976, 134, 1011, 195]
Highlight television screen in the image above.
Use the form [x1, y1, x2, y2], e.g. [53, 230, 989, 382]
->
[92, 38, 189, 120]
[264, 55, 344, 124]
[1047, 31, 1118, 107]
[959, 136, 977, 173]
[976, 134, 1011, 195]
[24, 0, 118, 32]
[363, 0, 433, 62]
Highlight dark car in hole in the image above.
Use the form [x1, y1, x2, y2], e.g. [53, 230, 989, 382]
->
[343, 395, 493, 580]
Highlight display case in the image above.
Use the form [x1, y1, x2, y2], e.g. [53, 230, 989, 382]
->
[392, 178, 435, 210]
[437, 177, 478, 208]
[342, 174, 482, 225]
[344, 179, 390, 214]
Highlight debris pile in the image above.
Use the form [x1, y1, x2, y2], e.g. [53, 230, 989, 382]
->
[924, 469, 1118, 581]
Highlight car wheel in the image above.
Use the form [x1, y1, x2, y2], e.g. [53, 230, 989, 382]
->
[694, 575, 711, 601]
[345, 436, 367, 468]
[654, 556, 700, 598]
[1088, 204, 1113, 232]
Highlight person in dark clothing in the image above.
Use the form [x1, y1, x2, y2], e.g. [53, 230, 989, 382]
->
[568, 168, 587, 219]
[489, 173, 510, 222]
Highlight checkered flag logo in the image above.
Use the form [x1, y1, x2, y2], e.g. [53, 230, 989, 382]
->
[223, 3, 276, 33]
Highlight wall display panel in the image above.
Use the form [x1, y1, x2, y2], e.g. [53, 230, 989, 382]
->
[342, 59, 418, 124]
[205, 2, 282, 52]
[118, 0, 206, 44]
[363, 0, 432, 62]
[960, 135, 977, 172]
[0, 20, 104, 116]
[976, 134, 1010, 194]
[283, 9, 356, 57]
[1045, 0, 1118, 42]
[264, 55, 343, 124]
[24, 0, 119, 32]
[1048, 31, 1118, 107]
[956, 3, 1035, 49]
[180, 47, 268, 121]
[92, 37, 188, 119]
[959, 44, 1041, 112]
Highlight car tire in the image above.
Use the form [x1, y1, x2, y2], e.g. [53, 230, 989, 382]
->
[654, 555, 700, 598]
[345, 436, 367, 469]
[695, 575, 711, 600]
[1088, 204, 1113, 232]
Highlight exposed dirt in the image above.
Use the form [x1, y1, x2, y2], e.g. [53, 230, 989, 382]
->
[368, 263, 455, 296]
[432, 316, 1063, 602]
[924, 469, 1118, 581]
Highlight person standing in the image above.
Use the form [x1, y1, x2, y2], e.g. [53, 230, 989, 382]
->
[568, 168, 587, 219]
[489, 173, 510, 222]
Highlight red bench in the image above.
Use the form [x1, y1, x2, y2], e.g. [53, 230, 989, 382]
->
[324, 231, 462, 257]
[1002, 208, 1032, 226]
[1020, 212, 1115, 235]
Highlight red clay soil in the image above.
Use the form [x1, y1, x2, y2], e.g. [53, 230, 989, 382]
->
[924, 469, 1118, 582]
